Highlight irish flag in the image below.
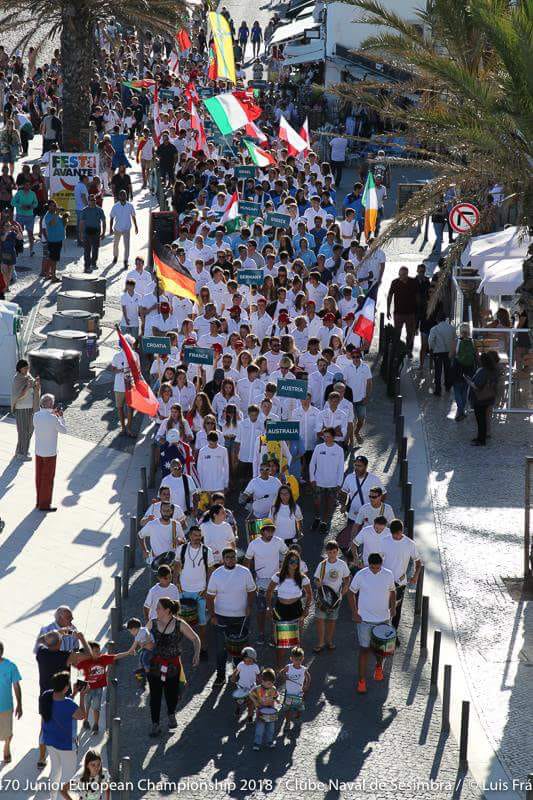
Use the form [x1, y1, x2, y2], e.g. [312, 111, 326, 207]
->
[220, 191, 240, 232]
[353, 282, 379, 344]
[244, 139, 276, 168]
[279, 114, 307, 156]
[203, 93, 249, 135]
[362, 172, 379, 239]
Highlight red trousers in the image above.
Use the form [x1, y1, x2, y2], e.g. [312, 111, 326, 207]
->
[35, 455, 57, 510]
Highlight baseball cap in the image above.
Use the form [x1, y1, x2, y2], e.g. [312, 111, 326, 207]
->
[323, 312, 335, 322]
[260, 519, 276, 529]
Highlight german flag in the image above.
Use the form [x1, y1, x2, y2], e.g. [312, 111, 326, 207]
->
[153, 243, 197, 303]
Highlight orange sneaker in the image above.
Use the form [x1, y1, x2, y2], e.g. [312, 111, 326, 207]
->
[357, 679, 367, 693]
[374, 665, 384, 682]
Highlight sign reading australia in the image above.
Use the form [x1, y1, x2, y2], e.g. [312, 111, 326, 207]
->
[266, 421, 300, 441]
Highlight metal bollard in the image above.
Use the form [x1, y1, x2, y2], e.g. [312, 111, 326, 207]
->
[405, 508, 414, 539]
[414, 565, 424, 615]
[430, 630, 441, 691]
[111, 607, 120, 642]
[399, 435, 408, 463]
[403, 481, 412, 512]
[441, 665, 452, 732]
[122, 546, 131, 599]
[129, 516, 137, 568]
[114, 576, 122, 625]
[140, 466, 148, 500]
[459, 701, 470, 768]
[111, 717, 121, 779]
[107, 676, 118, 731]
[394, 376, 401, 397]
[394, 394, 402, 422]
[420, 595, 429, 651]
[149, 442, 158, 488]
[396, 413, 404, 445]
[136, 488, 146, 523]
[121, 756, 132, 800]
[399, 458, 408, 490]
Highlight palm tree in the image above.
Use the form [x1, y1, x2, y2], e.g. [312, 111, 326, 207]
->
[0, 1, 186, 150]
[332, 0, 533, 321]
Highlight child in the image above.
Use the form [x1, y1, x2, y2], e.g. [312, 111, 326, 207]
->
[279, 646, 310, 731]
[230, 646, 260, 722]
[125, 617, 153, 683]
[67, 748, 110, 799]
[75, 642, 131, 734]
[249, 668, 279, 751]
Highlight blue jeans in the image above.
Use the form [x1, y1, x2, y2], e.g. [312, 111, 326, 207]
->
[432, 222, 444, 255]
[453, 381, 468, 415]
[254, 719, 275, 747]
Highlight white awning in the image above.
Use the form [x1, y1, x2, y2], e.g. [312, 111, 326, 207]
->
[461, 226, 530, 269]
[282, 38, 325, 65]
[477, 259, 524, 297]
[269, 15, 319, 45]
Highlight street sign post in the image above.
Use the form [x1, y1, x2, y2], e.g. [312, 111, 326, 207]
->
[237, 268, 264, 286]
[449, 203, 480, 234]
[266, 421, 300, 441]
[184, 346, 214, 366]
[265, 211, 291, 229]
[276, 379, 308, 399]
[141, 336, 171, 355]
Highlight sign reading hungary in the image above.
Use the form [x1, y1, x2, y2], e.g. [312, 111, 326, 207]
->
[184, 346, 214, 366]
[266, 421, 300, 441]
[276, 378, 308, 399]
[141, 336, 171, 355]
[238, 200, 261, 218]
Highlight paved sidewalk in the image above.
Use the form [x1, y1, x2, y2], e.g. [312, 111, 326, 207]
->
[0, 418, 149, 799]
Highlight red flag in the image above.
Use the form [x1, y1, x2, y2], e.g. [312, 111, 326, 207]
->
[190, 101, 208, 154]
[207, 46, 218, 80]
[299, 117, 310, 153]
[117, 329, 158, 417]
[353, 283, 378, 344]
[175, 29, 192, 52]
[185, 81, 200, 106]
[232, 90, 262, 121]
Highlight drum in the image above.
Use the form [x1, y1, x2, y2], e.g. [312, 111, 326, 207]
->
[225, 622, 249, 658]
[246, 517, 265, 544]
[232, 686, 250, 705]
[257, 706, 278, 723]
[273, 620, 300, 650]
[150, 551, 176, 572]
[370, 624, 397, 657]
[283, 693, 305, 712]
[315, 585, 340, 612]
[179, 597, 198, 627]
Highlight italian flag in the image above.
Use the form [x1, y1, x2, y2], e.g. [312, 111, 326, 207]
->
[203, 92, 250, 135]
[279, 114, 307, 156]
[362, 171, 379, 240]
[244, 139, 276, 167]
[245, 119, 268, 143]
[353, 282, 378, 344]
[220, 191, 240, 232]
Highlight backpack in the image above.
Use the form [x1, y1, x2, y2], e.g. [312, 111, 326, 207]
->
[456, 338, 476, 369]
[180, 543, 209, 573]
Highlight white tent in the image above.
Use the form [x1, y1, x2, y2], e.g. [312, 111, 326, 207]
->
[477, 258, 524, 297]
[461, 226, 530, 271]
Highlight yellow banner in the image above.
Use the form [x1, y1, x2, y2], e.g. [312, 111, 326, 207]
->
[208, 11, 236, 84]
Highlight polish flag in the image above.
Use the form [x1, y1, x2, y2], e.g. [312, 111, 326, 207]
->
[279, 114, 308, 156]
[168, 50, 180, 76]
[245, 119, 268, 143]
[299, 117, 310, 152]
[353, 283, 379, 344]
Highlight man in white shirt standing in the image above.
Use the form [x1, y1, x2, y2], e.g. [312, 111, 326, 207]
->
[309, 428, 345, 532]
[110, 189, 138, 269]
[382, 519, 422, 644]
[175, 526, 215, 658]
[313, 540, 351, 651]
[110, 333, 139, 437]
[197, 432, 229, 494]
[235, 405, 264, 484]
[244, 519, 288, 645]
[291, 393, 321, 480]
[329, 127, 348, 185]
[33, 394, 66, 512]
[342, 349, 372, 444]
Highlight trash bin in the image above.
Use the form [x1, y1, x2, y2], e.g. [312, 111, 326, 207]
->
[57, 290, 104, 318]
[52, 310, 101, 336]
[46, 330, 91, 377]
[61, 274, 106, 300]
[0, 300, 22, 406]
[86, 333, 98, 362]
[28, 348, 80, 402]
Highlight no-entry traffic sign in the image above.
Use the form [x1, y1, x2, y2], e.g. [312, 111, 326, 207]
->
[448, 202, 480, 234]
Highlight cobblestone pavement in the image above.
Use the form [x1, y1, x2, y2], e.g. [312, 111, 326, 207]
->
[114, 370, 483, 800]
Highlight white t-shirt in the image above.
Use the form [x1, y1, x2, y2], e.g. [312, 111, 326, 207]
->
[178, 542, 215, 592]
[120, 291, 141, 327]
[245, 536, 288, 588]
[197, 444, 229, 491]
[330, 136, 348, 161]
[159, 473, 198, 511]
[110, 201, 135, 232]
[271, 503, 303, 541]
[244, 476, 282, 518]
[343, 361, 372, 402]
[111, 350, 140, 392]
[341, 471, 383, 519]
[200, 520, 235, 564]
[139, 519, 179, 556]
[382, 536, 419, 585]
[349, 566, 395, 623]
[144, 582, 180, 620]
[207, 565, 256, 617]
[314, 558, 350, 594]
[144, 501, 185, 524]
[285, 663, 307, 696]
[235, 661, 260, 692]
[271, 573, 310, 600]
[355, 502, 395, 529]
[354, 524, 392, 566]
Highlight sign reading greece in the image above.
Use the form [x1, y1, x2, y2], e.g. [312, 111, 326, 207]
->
[237, 268, 264, 286]
[265, 211, 291, 229]
[142, 336, 171, 355]
[238, 200, 261, 218]
[276, 378, 308, 399]
[235, 166, 256, 180]
[50, 153, 100, 223]
[184, 346, 214, 366]
[266, 421, 300, 441]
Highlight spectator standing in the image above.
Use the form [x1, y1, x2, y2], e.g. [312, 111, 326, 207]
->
[110, 189, 138, 269]
[40, 106, 61, 153]
[42, 200, 66, 281]
[428, 310, 456, 397]
[329, 128, 348, 185]
[33, 394, 66, 512]
[0, 642, 22, 764]
[11, 358, 40, 459]
[74, 175, 89, 246]
[79, 194, 106, 273]
[386, 266, 419, 357]
[11, 179, 38, 255]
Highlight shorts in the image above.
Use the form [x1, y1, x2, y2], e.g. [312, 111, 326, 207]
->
[115, 391, 126, 409]
[255, 583, 269, 613]
[85, 687, 103, 712]
[47, 240, 62, 261]
[16, 214, 34, 233]
[312, 485, 333, 500]
[353, 401, 367, 420]
[180, 590, 207, 625]
[357, 619, 388, 649]
[0, 710, 13, 740]
[315, 603, 341, 621]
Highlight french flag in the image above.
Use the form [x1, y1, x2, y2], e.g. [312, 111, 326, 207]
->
[353, 282, 379, 344]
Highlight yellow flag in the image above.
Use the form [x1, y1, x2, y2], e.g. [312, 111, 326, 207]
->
[208, 11, 236, 84]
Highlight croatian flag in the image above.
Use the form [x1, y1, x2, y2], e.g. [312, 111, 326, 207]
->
[353, 282, 379, 344]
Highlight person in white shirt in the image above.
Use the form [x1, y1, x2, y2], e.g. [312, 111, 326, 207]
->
[143, 564, 180, 621]
[120, 279, 141, 338]
[175, 526, 215, 656]
[342, 349, 372, 443]
[313, 541, 351, 651]
[265, 549, 313, 669]
[298, 338, 321, 376]
[249, 298, 273, 342]
[348, 553, 396, 693]
[207, 549, 256, 684]
[291, 394, 321, 479]
[200, 504, 235, 565]
[353, 487, 395, 534]
[243, 464, 282, 519]
[138, 502, 184, 559]
[308, 358, 335, 409]
[309, 428, 345, 531]
[139, 129, 155, 188]
[318, 392, 348, 445]
[197, 433, 229, 493]
[382, 519, 422, 639]
[110, 190, 138, 268]
[140, 486, 185, 527]
[351, 517, 392, 566]
[33, 394, 66, 512]
[340, 455, 384, 525]
[125, 257, 155, 297]
[237, 367, 265, 414]
[159, 459, 198, 517]
[244, 520, 288, 644]
[234, 406, 264, 483]
[110, 334, 139, 437]
[330, 129, 348, 184]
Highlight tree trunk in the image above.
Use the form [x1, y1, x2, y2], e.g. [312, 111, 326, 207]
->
[60, 3, 94, 151]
